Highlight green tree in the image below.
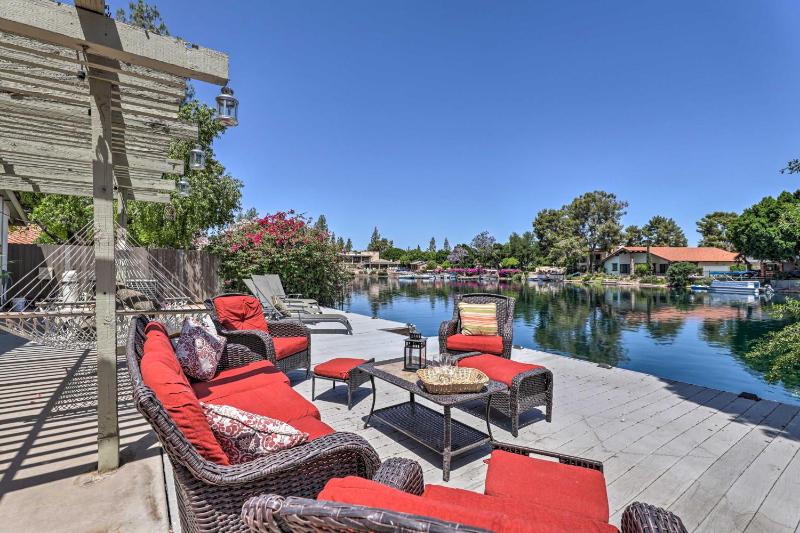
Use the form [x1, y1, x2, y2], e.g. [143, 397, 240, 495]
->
[442, 237, 451, 252]
[746, 298, 800, 386]
[314, 214, 329, 233]
[471, 231, 496, 266]
[428, 237, 436, 253]
[566, 191, 628, 270]
[665, 262, 699, 287]
[344, 238, 353, 252]
[728, 191, 800, 262]
[115, 0, 169, 35]
[500, 257, 520, 268]
[533, 208, 570, 261]
[643, 216, 688, 247]
[697, 211, 738, 251]
[507, 231, 538, 268]
[624, 225, 645, 246]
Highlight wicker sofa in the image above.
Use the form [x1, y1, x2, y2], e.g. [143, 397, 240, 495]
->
[242, 443, 687, 533]
[125, 316, 380, 532]
[440, 293, 553, 436]
[205, 293, 312, 376]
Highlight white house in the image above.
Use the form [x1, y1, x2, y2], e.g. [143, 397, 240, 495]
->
[601, 246, 741, 276]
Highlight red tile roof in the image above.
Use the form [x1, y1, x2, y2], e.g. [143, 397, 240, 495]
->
[8, 225, 42, 245]
[608, 246, 739, 263]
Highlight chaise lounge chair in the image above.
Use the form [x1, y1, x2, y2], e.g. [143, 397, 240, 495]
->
[254, 274, 321, 313]
[245, 278, 353, 335]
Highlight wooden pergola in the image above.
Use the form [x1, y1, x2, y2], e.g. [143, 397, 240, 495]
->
[0, 0, 230, 471]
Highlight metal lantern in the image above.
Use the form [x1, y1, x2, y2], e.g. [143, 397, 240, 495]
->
[403, 325, 427, 371]
[188, 144, 205, 170]
[215, 85, 238, 127]
[178, 177, 191, 197]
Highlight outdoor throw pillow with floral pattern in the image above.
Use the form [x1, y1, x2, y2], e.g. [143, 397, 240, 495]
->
[201, 402, 309, 463]
[175, 316, 226, 381]
[458, 302, 498, 336]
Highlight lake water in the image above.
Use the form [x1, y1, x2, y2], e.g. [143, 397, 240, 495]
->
[342, 278, 799, 405]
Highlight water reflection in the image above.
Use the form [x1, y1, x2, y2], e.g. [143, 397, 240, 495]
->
[343, 278, 798, 404]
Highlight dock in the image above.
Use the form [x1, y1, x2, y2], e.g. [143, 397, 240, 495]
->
[1, 310, 799, 532]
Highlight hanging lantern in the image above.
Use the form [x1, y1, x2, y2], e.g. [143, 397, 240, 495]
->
[215, 85, 238, 127]
[403, 325, 427, 371]
[188, 144, 205, 171]
[178, 177, 191, 197]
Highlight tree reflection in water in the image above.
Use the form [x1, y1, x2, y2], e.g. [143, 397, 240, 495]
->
[343, 278, 796, 403]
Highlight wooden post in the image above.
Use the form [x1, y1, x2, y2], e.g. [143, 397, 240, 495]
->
[89, 67, 119, 472]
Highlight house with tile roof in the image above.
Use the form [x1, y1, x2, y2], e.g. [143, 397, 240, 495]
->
[601, 246, 741, 276]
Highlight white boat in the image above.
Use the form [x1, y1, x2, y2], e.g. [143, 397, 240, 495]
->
[708, 280, 760, 295]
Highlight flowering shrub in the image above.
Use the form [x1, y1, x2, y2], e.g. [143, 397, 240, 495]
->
[208, 211, 347, 305]
[449, 268, 483, 276]
[498, 269, 521, 278]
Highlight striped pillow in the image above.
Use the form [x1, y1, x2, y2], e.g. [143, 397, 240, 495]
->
[458, 302, 498, 336]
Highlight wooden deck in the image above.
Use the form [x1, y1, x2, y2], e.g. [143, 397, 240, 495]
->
[304, 311, 800, 532]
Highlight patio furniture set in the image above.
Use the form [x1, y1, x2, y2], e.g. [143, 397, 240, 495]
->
[126, 291, 687, 532]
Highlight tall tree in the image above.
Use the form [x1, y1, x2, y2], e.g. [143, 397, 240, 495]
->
[336, 236, 345, 249]
[428, 237, 436, 253]
[623, 225, 645, 246]
[507, 231, 538, 268]
[367, 227, 382, 251]
[442, 237, 451, 252]
[565, 191, 627, 270]
[471, 231, 496, 266]
[313, 214, 329, 233]
[642, 216, 688, 247]
[344, 238, 353, 252]
[696, 211, 738, 251]
[729, 190, 800, 261]
[115, 0, 169, 34]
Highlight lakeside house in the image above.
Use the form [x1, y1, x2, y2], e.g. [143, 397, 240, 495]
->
[339, 250, 400, 272]
[601, 246, 741, 276]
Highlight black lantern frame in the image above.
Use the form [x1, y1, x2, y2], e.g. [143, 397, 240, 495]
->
[404, 334, 427, 371]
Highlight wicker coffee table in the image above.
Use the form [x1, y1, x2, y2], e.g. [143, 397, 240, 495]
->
[360, 358, 507, 481]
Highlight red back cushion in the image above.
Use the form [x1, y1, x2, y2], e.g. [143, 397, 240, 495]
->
[213, 295, 269, 333]
[484, 450, 609, 522]
[140, 322, 230, 465]
[458, 354, 544, 387]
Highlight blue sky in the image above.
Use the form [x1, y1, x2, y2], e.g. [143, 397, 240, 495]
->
[104, 1, 799, 249]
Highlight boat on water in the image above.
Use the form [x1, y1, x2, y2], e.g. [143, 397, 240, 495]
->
[528, 273, 550, 282]
[707, 280, 761, 295]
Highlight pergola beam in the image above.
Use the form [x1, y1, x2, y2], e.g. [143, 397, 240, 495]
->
[0, 0, 229, 85]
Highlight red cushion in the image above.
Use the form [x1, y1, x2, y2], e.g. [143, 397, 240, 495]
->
[319, 477, 614, 533]
[140, 327, 229, 466]
[213, 295, 269, 333]
[423, 485, 617, 533]
[446, 333, 504, 355]
[484, 450, 609, 522]
[314, 357, 367, 379]
[191, 360, 290, 402]
[458, 354, 544, 387]
[145, 321, 169, 336]
[290, 415, 335, 440]
[206, 382, 321, 422]
[272, 336, 308, 360]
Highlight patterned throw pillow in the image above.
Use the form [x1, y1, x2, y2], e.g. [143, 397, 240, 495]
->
[272, 297, 292, 317]
[458, 302, 498, 336]
[175, 316, 226, 381]
[201, 402, 309, 463]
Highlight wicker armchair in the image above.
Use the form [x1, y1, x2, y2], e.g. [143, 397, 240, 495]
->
[438, 293, 515, 359]
[205, 293, 312, 376]
[242, 446, 687, 533]
[126, 316, 381, 533]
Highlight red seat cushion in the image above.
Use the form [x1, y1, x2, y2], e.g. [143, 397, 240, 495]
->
[206, 382, 321, 422]
[318, 477, 614, 533]
[423, 485, 617, 533]
[213, 295, 269, 333]
[446, 333, 504, 355]
[290, 415, 335, 440]
[140, 324, 230, 466]
[458, 354, 544, 387]
[314, 357, 367, 379]
[191, 360, 289, 402]
[272, 336, 308, 360]
[484, 450, 609, 522]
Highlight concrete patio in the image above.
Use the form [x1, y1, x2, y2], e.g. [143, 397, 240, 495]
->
[1, 309, 799, 532]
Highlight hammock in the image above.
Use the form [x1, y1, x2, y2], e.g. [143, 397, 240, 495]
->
[0, 222, 207, 348]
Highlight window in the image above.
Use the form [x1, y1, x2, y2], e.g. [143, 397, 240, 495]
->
[612, 263, 618, 272]
[659, 263, 668, 274]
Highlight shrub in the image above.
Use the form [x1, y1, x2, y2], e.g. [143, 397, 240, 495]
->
[209, 211, 348, 305]
[665, 262, 700, 287]
[730, 263, 747, 272]
[638, 275, 664, 284]
[634, 263, 651, 277]
[746, 299, 800, 386]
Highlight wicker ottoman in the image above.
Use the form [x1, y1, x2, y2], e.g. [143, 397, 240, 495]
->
[456, 352, 553, 437]
[312, 357, 375, 409]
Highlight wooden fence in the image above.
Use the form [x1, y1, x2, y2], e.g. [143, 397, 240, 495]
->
[6, 244, 220, 301]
